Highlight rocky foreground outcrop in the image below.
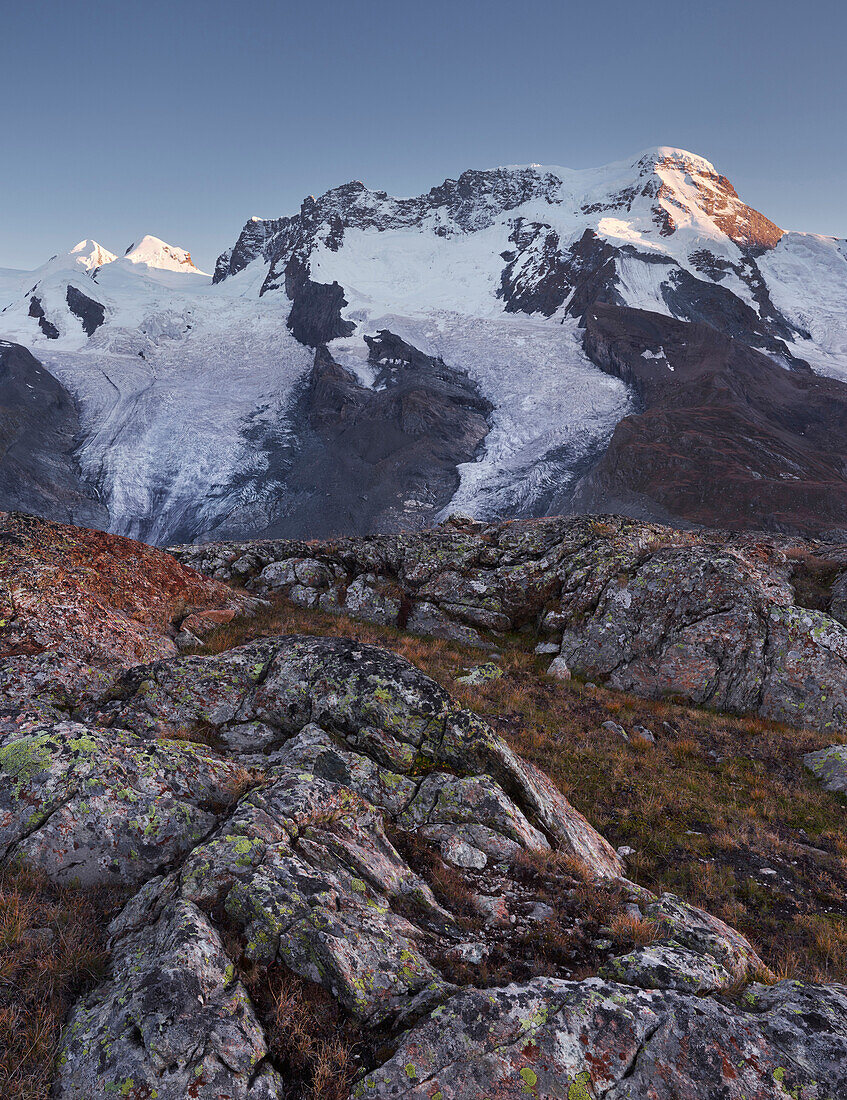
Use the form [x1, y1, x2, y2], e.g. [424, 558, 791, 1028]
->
[2, 514, 847, 1097]
[174, 513, 847, 737]
[1, 632, 843, 1098]
[0, 630, 840, 1098]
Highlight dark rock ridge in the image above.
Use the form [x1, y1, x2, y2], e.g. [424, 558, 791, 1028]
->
[496, 226, 806, 370]
[207, 334, 492, 541]
[283, 255, 356, 347]
[27, 295, 59, 339]
[0, 342, 108, 528]
[174, 512, 847, 737]
[214, 152, 780, 285]
[65, 284, 105, 336]
[213, 168, 567, 284]
[572, 304, 847, 537]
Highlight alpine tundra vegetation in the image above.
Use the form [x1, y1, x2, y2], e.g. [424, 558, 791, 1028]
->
[2, 510, 847, 1098]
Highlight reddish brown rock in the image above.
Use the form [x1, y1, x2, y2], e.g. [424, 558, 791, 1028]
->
[0, 512, 249, 721]
[180, 608, 237, 639]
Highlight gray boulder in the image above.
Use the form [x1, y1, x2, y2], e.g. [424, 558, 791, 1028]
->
[0, 722, 246, 885]
[356, 976, 847, 1099]
[803, 744, 847, 794]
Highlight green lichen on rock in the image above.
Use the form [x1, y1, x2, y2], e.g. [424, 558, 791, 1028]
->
[567, 1070, 592, 1100]
[0, 732, 54, 790]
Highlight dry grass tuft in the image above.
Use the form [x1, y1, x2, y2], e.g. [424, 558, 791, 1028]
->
[608, 911, 660, 947]
[239, 963, 363, 1100]
[0, 862, 124, 1100]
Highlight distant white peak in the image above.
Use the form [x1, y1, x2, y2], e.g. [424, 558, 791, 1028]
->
[123, 235, 206, 274]
[69, 240, 117, 271]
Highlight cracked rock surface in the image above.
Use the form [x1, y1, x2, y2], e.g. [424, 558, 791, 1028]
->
[356, 977, 847, 1099]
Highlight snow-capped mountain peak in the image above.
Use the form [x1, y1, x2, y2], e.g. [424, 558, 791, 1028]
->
[1, 145, 846, 547]
[123, 235, 207, 275]
[69, 239, 118, 271]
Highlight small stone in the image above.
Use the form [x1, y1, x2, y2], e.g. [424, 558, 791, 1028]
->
[441, 836, 487, 870]
[455, 662, 503, 686]
[546, 657, 571, 680]
[804, 744, 847, 795]
[632, 724, 655, 743]
[447, 941, 489, 965]
[534, 642, 560, 655]
[527, 902, 557, 922]
[474, 894, 510, 926]
[602, 720, 628, 741]
[617, 845, 636, 859]
[443, 511, 484, 530]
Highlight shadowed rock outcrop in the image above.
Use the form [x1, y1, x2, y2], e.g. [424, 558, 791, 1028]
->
[573, 305, 847, 536]
[65, 284, 106, 336]
[241, 337, 492, 539]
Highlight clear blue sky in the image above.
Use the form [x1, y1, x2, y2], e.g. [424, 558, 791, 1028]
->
[3, 0, 845, 272]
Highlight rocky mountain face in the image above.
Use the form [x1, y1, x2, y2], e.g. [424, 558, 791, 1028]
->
[0, 342, 108, 528]
[1, 148, 846, 542]
[573, 304, 847, 535]
[248, 335, 493, 538]
[2, 512, 847, 1097]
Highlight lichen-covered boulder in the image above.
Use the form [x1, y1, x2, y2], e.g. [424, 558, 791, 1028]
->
[804, 743, 847, 794]
[559, 545, 775, 712]
[600, 941, 734, 993]
[600, 890, 767, 995]
[645, 892, 767, 980]
[0, 721, 246, 885]
[101, 635, 623, 878]
[177, 771, 450, 1025]
[55, 898, 283, 1099]
[356, 976, 847, 1099]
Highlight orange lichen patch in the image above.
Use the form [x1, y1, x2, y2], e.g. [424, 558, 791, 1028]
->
[0, 512, 246, 667]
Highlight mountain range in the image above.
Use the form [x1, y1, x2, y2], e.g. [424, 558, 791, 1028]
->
[2, 146, 846, 543]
